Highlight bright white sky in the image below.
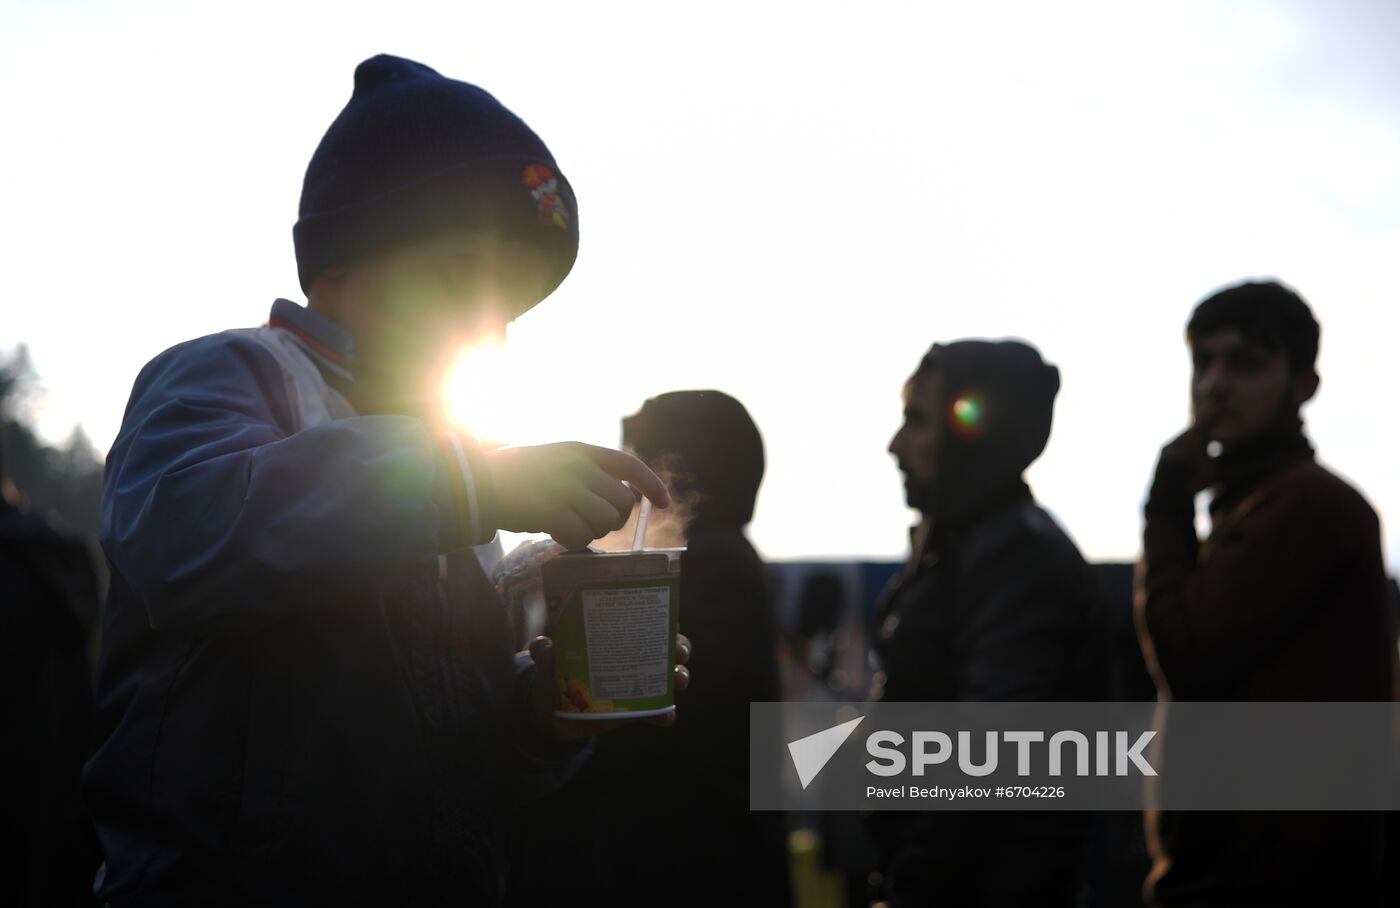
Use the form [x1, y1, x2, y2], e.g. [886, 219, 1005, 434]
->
[3, 1, 1399, 565]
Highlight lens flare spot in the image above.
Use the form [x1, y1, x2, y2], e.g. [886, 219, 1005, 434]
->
[950, 395, 985, 437]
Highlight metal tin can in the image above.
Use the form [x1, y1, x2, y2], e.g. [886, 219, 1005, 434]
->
[542, 548, 683, 719]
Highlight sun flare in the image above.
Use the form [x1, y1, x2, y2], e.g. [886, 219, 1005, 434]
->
[443, 340, 517, 445]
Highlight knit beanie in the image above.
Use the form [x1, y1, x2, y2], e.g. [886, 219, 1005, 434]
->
[293, 54, 579, 307]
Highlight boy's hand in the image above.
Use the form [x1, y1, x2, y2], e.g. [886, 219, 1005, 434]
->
[483, 442, 670, 550]
[527, 634, 692, 741]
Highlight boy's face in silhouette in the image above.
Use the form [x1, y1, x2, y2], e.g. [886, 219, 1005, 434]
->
[1190, 328, 1311, 445]
[889, 371, 941, 510]
[323, 228, 547, 419]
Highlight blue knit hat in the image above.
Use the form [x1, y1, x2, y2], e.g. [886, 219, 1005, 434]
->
[293, 54, 579, 307]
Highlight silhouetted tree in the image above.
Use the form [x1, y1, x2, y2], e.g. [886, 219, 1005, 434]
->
[0, 345, 103, 537]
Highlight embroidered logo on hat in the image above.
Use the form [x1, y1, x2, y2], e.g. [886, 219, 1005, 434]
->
[522, 164, 570, 229]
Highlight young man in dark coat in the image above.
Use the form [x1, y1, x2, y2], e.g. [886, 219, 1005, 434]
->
[869, 339, 1107, 907]
[1135, 280, 1395, 907]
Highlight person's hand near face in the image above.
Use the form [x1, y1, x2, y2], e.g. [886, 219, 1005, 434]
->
[311, 227, 676, 550]
[1155, 326, 1320, 495]
[1154, 426, 1218, 497]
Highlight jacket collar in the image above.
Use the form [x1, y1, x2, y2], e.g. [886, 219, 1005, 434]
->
[909, 481, 1036, 569]
[267, 298, 356, 387]
[1209, 414, 1314, 518]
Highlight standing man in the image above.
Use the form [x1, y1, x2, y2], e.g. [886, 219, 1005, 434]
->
[85, 55, 687, 906]
[870, 339, 1106, 907]
[1136, 279, 1395, 907]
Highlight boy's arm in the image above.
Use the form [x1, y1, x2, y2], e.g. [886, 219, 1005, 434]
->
[102, 334, 489, 634]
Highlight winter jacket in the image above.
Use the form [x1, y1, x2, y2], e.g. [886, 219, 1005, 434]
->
[1137, 423, 1394, 907]
[869, 340, 1107, 907]
[86, 299, 583, 906]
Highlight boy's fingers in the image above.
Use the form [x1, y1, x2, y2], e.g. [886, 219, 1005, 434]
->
[676, 634, 692, 665]
[528, 636, 554, 671]
[571, 491, 626, 537]
[549, 513, 595, 552]
[591, 476, 639, 527]
[584, 446, 670, 509]
[675, 664, 690, 693]
[528, 638, 556, 713]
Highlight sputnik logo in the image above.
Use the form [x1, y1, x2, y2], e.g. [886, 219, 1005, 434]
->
[787, 716, 865, 789]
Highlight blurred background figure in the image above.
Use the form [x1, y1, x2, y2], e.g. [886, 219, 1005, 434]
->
[506, 389, 791, 908]
[788, 570, 848, 696]
[867, 339, 1108, 907]
[1, 356, 103, 908]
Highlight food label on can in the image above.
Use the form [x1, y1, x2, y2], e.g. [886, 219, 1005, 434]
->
[545, 549, 683, 719]
[582, 585, 672, 700]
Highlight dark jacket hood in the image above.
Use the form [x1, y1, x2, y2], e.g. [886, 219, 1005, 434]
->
[622, 390, 764, 531]
[920, 339, 1060, 531]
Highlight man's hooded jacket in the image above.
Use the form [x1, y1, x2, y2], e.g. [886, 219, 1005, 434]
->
[874, 339, 1105, 703]
[869, 340, 1106, 908]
